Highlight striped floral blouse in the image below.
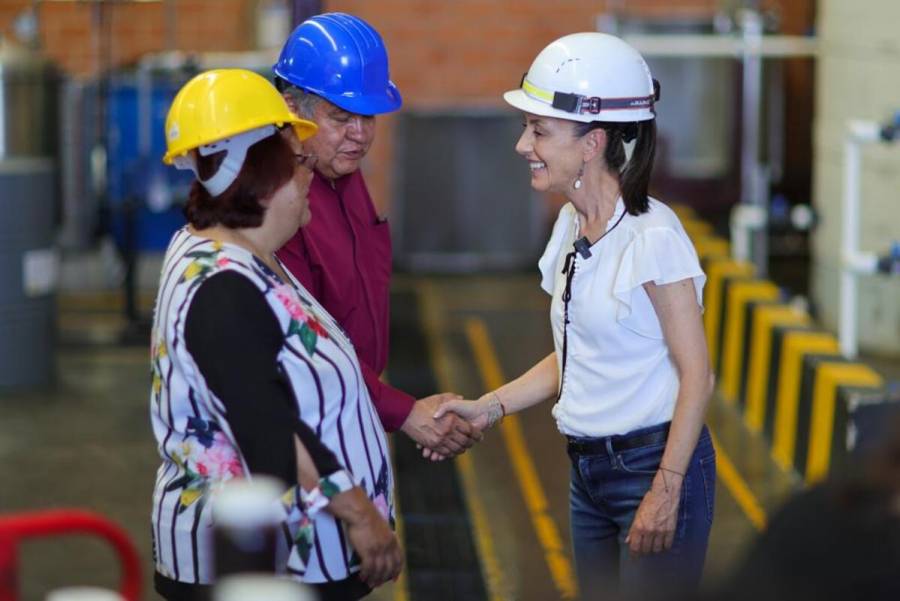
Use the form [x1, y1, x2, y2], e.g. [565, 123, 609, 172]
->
[150, 227, 393, 586]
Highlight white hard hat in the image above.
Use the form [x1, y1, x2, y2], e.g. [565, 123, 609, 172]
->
[504, 32, 659, 123]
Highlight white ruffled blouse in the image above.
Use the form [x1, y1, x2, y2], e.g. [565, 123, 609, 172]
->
[538, 198, 706, 438]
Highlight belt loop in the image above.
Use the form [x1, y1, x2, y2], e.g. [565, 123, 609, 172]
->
[604, 437, 615, 459]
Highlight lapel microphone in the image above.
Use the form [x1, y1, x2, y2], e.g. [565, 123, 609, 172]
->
[573, 236, 592, 259]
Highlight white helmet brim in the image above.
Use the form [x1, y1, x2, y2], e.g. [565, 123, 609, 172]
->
[504, 33, 659, 124]
[503, 87, 656, 124]
[503, 89, 579, 122]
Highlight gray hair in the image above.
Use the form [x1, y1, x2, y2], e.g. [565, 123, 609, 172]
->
[281, 84, 323, 119]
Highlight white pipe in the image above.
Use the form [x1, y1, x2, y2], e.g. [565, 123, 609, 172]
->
[839, 120, 883, 358]
[730, 204, 767, 263]
[739, 9, 767, 275]
[622, 33, 818, 58]
[840, 131, 860, 358]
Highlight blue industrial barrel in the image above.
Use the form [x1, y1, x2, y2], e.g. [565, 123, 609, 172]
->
[106, 74, 191, 251]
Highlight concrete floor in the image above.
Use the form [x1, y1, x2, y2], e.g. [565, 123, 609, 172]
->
[1, 274, 893, 600]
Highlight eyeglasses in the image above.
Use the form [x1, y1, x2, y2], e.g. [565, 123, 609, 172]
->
[294, 152, 317, 170]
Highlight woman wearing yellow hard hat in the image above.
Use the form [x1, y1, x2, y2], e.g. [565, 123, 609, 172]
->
[436, 34, 715, 599]
[150, 69, 402, 600]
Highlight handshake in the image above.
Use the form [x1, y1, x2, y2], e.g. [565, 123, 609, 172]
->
[400, 392, 506, 461]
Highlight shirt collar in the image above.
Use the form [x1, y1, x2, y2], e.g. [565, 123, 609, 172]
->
[313, 169, 358, 194]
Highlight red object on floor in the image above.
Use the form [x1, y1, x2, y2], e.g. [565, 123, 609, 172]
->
[0, 509, 142, 601]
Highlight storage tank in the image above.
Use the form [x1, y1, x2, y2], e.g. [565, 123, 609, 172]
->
[0, 36, 59, 390]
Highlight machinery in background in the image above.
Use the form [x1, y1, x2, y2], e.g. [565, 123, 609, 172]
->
[601, 4, 817, 281]
[392, 109, 546, 272]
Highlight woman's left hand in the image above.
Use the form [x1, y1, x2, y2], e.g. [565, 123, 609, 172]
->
[625, 469, 683, 555]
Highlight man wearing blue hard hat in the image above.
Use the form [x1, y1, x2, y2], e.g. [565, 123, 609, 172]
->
[274, 13, 479, 461]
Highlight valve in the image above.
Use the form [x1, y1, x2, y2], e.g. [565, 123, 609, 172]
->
[876, 242, 900, 275]
[879, 111, 900, 142]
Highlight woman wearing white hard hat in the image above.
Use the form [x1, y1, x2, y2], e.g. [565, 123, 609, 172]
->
[436, 33, 715, 598]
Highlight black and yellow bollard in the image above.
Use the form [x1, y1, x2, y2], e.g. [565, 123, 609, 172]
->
[771, 330, 840, 472]
[718, 280, 781, 404]
[743, 304, 810, 433]
[801, 360, 883, 484]
[704, 258, 755, 373]
[694, 235, 731, 266]
[681, 218, 714, 242]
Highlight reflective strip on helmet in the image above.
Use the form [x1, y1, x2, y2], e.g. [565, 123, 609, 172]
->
[521, 78, 655, 116]
[521, 78, 555, 104]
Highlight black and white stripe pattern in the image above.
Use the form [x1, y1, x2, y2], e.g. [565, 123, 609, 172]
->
[149, 228, 393, 584]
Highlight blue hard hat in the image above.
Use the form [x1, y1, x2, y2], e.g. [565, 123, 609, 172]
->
[273, 13, 402, 116]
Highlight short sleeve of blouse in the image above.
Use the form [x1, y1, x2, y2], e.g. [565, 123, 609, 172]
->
[612, 226, 706, 339]
[538, 205, 575, 295]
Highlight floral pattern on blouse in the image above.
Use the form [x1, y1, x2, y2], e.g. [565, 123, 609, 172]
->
[373, 462, 393, 527]
[273, 282, 330, 355]
[281, 488, 316, 566]
[179, 243, 227, 283]
[182, 242, 332, 358]
[165, 417, 243, 513]
[150, 339, 166, 401]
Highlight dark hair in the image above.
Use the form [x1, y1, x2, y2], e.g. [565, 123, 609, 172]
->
[184, 131, 295, 229]
[573, 120, 656, 215]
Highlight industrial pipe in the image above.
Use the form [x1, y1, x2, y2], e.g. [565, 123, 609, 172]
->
[839, 118, 899, 358]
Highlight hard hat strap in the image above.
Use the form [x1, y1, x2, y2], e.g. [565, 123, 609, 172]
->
[173, 125, 278, 197]
[521, 77, 659, 116]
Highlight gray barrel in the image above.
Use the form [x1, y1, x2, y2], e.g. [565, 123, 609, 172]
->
[0, 38, 60, 390]
[0, 37, 59, 159]
[0, 158, 57, 390]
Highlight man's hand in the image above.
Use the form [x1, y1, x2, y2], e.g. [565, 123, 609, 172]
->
[400, 393, 482, 460]
[329, 487, 403, 588]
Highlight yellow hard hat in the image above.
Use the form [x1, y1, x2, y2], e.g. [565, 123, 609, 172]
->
[162, 69, 317, 165]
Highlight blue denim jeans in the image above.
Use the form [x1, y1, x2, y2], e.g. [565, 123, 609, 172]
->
[568, 423, 716, 601]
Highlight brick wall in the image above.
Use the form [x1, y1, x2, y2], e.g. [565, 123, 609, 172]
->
[327, 0, 727, 214]
[2, 0, 808, 224]
[0, 0, 729, 214]
[0, 0, 251, 76]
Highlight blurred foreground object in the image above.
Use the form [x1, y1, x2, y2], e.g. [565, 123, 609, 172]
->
[212, 477, 283, 577]
[0, 510, 141, 601]
[214, 574, 317, 601]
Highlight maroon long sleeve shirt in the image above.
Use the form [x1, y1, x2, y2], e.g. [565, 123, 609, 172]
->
[277, 170, 415, 432]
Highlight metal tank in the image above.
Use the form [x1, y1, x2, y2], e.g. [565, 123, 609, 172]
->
[0, 36, 59, 390]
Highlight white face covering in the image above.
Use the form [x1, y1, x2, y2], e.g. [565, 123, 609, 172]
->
[172, 125, 278, 197]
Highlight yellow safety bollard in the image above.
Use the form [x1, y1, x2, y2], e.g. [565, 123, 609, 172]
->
[694, 235, 731, 265]
[805, 363, 883, 484]
[718, 280, 781, 404]
[771, 331, 840, 471]
[743, 305, 810, 433]
[703, 258, 755, 372]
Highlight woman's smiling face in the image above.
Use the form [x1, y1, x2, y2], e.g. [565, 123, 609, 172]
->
[515, 112, 584, 194]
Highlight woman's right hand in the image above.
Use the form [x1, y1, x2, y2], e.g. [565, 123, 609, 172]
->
[328, 487, 403, 587]
[433, 396, 498, 431]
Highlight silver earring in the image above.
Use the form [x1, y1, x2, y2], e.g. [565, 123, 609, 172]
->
[573, 163, 585, 190]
